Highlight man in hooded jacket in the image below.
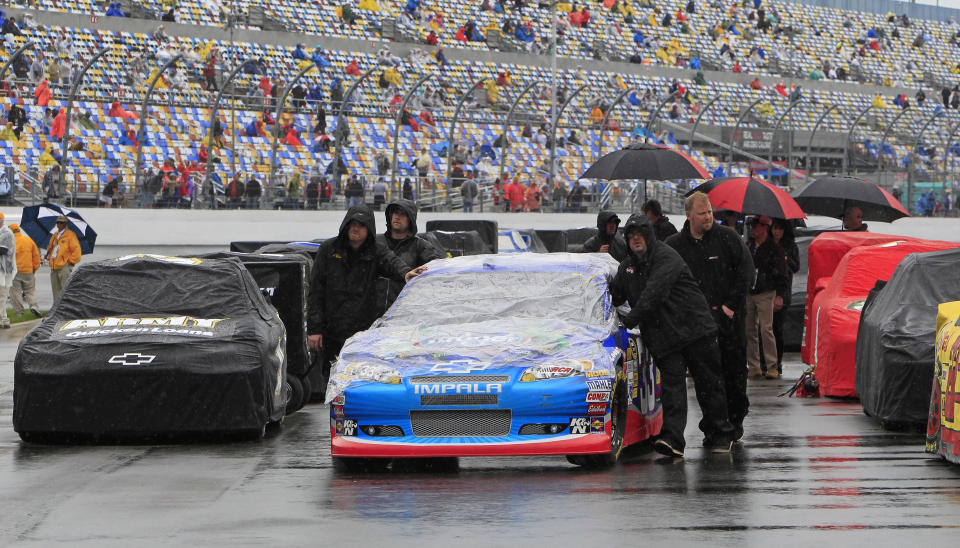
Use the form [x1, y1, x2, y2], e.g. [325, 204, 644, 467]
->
[375, 199, 443, 315]
[610, 214, 736, 457]
[665, 191, 753, 440]
[581, 210, 628, 262]
[307, 206, 427, 395]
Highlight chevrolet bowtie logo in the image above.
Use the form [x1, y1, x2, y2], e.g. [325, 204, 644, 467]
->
[107, 353, 156, 366]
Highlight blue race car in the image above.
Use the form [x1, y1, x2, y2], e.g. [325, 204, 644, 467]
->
[327, 253, 662, 469]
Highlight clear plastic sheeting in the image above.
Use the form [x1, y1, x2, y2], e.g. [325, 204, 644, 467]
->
[326, 253, 622, 403]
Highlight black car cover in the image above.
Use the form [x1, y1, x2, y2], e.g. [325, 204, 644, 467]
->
[422, 230, 489, 257]
[424, 220, 498, 253]
[856, 248, 960, 428]
[195, 251, 312, 378]
[14, 255, 287, 440]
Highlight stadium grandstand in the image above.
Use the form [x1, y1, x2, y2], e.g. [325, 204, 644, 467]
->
[0, 0, 958, 214]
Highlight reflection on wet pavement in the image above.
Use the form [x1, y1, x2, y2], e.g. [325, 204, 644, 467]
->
[1, 356, 959, 545]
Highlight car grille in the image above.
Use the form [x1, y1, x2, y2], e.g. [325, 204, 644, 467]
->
[409, 375, 510, 384]
[409, 410, 512, 437]
[420, 395, 498, 406]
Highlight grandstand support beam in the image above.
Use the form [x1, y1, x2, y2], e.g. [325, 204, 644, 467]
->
[766, 100, 801, 186]
[0, 42, 34, 85]
[59, 47, 111, 194]
[269, 63, 318, 193]
[134, 54, 184, 193]
[391, 74, 435, 192]
[876, 106, 910, 189]
[688, 95, 722, 154]
[940, 118, 960, 212]
[204, 57, 254, 200]
[549, 83, 589, 187]
[643, 90, 680, 145]
[729, 97, 766, 167]
[907, 110, 943, 210]
[596, 88, 639, 161]
[333, 68, 377, 192]
[844, 105, 874, 175]
[445, 77, 488, 188]
[497, 80, 542, 187]
[806, 104, 840, 176]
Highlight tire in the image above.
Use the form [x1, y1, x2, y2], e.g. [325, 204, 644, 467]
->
[332, 457, 390, 473]
[298, 375, 312, 410]
[567, 375, 628, 469]
[285, 376, 303, 415]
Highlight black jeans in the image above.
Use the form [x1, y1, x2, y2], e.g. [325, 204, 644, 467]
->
[772, 305, 787, 372]
[713, 308, 750, 430]
[655, 336, 736, 451]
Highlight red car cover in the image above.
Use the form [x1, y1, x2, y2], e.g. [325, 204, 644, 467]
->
[811, 239, 960, 398]
[801, 232, 911, 364]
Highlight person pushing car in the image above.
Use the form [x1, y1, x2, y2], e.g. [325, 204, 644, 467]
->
[610, 214, 736, 457]
[307, 206, 426, 397]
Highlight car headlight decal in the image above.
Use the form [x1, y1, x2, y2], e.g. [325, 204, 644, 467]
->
[519, 359, 593, 382]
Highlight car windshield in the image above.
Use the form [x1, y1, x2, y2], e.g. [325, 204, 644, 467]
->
[380, 270, 612, 328]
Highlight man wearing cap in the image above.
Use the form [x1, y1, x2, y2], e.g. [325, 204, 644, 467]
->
[9, 223, 41, 318]
[745, 215, 789, 379]
[0, 213, 16, 328]
[582, 210, 628, 261]
[45, 215, 81, 301]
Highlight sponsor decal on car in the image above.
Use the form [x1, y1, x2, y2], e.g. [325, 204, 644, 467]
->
[587, 403, 607, 415]
[587, 379, 612, 391]
[569, 417, 589, 434]
[585, 370, 611, 378]
[417, 333, 528, 349]
[335, 419, 358, 436]
[332, 405, 345, 418]
[56, 316, 228, 340]
[429, 360, 493, 374]
[586, 391, 611, 403]
[414, 383, 502, 394]
[330, 394, 346, 405]
[590, 417, 605, 434]
[106, 353, 155, 366]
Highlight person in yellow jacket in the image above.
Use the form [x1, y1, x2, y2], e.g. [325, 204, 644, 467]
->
[9, 223, 41, 317]
[45, 215, 81, 302]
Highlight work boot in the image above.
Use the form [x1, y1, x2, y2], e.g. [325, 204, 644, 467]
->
[654, 438, 684, 458]
[747, 368, 763, 378]
[710, 439, 734, 453]
[765, 368, 780, 379]
[30, 308, 42, 317]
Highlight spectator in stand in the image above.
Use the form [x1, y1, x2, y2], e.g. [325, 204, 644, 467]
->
[1, 15, 22, 37]
[345, 174, 365, 208]
[292, 43, 307, 61]
[524, 181, 541, 212]
[108, 101, 138, 121]
[372, 178, 388, 209]
[312, 47, 333, 69]
[460, 175, 478, 212]
[245, 175, 262, 209]
[749, 77, 763, 90]
[34, 80, 52, 107]
[505, 177, 525, 212]
[340, 2, 360, 27]
[305, 176, 320, 210]
[7, 99, 25, 140]
[50, 108, 66, 142]
[106, 3, 126, 17]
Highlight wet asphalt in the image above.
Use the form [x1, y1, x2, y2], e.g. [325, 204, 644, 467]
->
[0, 245, 959, 546]
[1, 350, 958, 546]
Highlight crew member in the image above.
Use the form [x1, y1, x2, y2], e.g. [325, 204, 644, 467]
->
[376, 199, 443, 315]
[612, 214, 736, 457]
[307, 206, 426, 397]
[0, 213, 15, 328]
[842, 205, 868, 231]
[745, 215, 789, 379]
[45, 215, 81, 302]
[582, 210, 628, 261]
[642, 199, 678, 240]
[9, 223, 41, 318]
[666, 192, 753, 440]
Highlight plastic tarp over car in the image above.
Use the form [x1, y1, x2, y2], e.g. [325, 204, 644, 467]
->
[802, 232, 909, 364]
[325, 253, 621, 403]
[857, 249, 960, 427]
[811, 239, 960, 398]
[13, 255, 288, 440]
[926, 301, 960, 465]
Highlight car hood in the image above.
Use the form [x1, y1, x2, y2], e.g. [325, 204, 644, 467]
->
[326, 318, 616, 403]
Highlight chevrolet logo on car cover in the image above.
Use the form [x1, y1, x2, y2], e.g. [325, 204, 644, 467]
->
[107, 353, 156, 366]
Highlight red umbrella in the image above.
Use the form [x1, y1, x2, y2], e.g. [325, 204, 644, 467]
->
[687, 177, 806, 220]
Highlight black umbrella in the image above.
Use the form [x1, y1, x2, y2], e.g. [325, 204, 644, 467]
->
[791, 176, 909, 222]
[580, 143, 710, 181]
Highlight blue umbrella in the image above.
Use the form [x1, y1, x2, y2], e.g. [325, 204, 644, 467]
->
[20, 203, 98, 255]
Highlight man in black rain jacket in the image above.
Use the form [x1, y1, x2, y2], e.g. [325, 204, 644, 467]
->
[665, 191, 753, 440]
[611, 214, 736, 457]
[307, 206, 426, 385]
[582, 210, 628, 261]
[375, 199, 443, 315]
